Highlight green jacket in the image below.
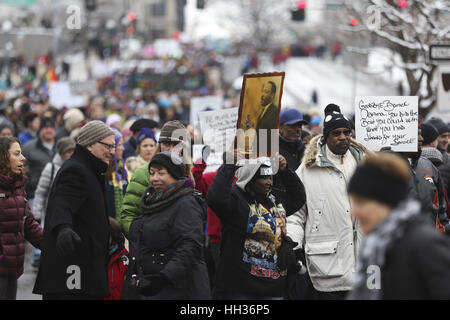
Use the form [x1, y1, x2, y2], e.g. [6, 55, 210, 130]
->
[119, 163, 149, 235]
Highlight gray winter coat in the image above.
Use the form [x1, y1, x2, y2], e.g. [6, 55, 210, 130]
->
[409, 156, 450, 232]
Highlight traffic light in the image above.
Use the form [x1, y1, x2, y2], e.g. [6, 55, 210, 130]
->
[127, 12, 137, 22]
[85, 0, 96, 11]
[292, 0, 306, 21]
[349, 17, 359, 26]
[297, 0, 306, 9]
[397, 0, 408, 8]
[197, 0, 205, 9]
[292, 9, 305, 21]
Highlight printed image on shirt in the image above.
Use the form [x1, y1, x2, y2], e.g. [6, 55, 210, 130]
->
[243, 203, 286, 279]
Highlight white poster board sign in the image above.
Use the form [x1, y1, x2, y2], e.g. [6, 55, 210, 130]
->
[355, 96, 419, 152]
[49, 82, 85, 109]
[198, 107, 239, 171]
[190, 95, 223, 126]
[70, 80, 98, 96]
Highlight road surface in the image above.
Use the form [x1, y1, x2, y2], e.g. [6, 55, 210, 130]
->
[17, 241, 42, 300]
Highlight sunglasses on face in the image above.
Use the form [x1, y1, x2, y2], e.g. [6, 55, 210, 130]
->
[97, 141, 116, 151]
[330, 129, 352, 137]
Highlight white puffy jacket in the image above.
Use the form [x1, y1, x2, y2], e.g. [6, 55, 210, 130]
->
[287, 135, 372, 292]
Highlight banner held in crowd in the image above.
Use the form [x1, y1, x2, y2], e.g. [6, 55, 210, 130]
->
[355, 96, 419, 152]
[190, 95, 224, 126]
[198, 107, 239, 172]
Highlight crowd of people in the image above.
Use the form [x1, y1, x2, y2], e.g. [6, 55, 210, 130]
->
[0, 88, 449, 300]
[1, 42, 450, 300]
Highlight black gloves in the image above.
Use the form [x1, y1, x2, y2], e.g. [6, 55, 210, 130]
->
[294, 247, 306, 266]
[278, 236, 299, 271]
[56, 225, 82, 257]
[137, 273, 170, 296]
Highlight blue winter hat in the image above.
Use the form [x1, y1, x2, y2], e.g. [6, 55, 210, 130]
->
[310, 116, 322, 126]
[279, 108, 308, 125]
[137, 127, 156, 145]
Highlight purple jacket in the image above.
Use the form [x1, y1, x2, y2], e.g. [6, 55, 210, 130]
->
[0, 174, 43, 278]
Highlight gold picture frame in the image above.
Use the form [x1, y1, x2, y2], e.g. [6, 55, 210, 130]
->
[236, 72, 285, 157]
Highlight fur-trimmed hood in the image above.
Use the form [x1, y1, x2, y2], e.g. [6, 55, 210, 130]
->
[302, 134, 373, 169]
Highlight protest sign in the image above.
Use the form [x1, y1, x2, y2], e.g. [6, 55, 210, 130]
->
[190, 95, 223, 126]
[70, 80, 98, 96]
[355, 96, 419, 152]
[198, 107, 239, 171]
[49, 82, 85, 109]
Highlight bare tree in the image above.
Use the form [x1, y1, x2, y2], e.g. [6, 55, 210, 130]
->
[214, 0, 295, 52]
[342, 0, 450, 117]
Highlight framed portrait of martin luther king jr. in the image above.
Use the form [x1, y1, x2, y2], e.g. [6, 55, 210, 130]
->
[236, 72, 285, 157]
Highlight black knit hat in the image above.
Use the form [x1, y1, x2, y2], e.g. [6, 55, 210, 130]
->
[420, 123, 439, 145]
[323, 104, 352, 138]
[130, 118, 159, 133]
[149, 151, 185, 180]
[426, 117, 450, 135]
[40, 116, 55, 129]
[348, 162, 409, 207]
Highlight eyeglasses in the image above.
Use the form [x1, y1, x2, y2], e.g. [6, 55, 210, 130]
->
[97, 141, 116, 151]
[330, 129, 352, 137]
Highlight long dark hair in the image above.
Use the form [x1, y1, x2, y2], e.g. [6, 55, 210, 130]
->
[0, 137, 22, 176]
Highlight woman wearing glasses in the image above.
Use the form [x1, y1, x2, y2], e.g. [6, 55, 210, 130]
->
[119, 121, 194, 237]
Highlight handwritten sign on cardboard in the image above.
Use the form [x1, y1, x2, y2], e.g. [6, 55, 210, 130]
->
[355, 96, 419, 152]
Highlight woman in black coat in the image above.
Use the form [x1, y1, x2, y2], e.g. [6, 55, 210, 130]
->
[206, 152, 306, 300]
[123, 151, 210, 300]
[348, 153, 450, 300]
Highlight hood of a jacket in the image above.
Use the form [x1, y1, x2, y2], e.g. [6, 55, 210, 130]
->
[235, 157, 273, 192]
[302, 134, 373, 169]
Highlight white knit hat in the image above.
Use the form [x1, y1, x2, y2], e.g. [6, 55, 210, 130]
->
[64, 108, 85, 131]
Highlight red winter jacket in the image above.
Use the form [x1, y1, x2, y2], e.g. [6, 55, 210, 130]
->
[105, 246, 129, 300]
[0, 174, 43, 278]
[192, 161, 237, 244]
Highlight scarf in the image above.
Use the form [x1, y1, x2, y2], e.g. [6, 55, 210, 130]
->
[348, 199, 421, 300]
[140, 177, 195, 215]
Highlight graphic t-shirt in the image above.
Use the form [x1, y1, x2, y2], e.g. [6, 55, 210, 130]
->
[243, 202, 287, 280]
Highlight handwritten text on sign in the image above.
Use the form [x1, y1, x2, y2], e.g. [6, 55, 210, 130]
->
[355, 96, 419, 152]
[198, 107, 239, 171]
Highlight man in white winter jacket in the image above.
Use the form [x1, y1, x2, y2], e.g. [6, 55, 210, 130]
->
[287, 104, 371, 300]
